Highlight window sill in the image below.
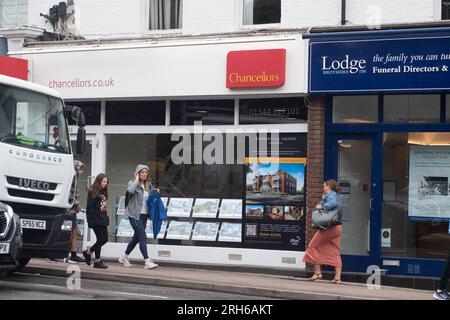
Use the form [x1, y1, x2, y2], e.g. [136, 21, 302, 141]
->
[240, 23, 281, 31]
[144, 29, 183, 36]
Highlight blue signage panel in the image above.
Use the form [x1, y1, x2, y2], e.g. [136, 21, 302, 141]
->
[309, 36, 450, 93]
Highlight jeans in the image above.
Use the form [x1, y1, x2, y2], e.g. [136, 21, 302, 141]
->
[125, 214, 148, 260]
[90, 225, 108, 259]
[439, 250, 450, 290]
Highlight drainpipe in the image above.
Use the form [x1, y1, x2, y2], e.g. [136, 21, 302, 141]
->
[341, 0, 347, 25]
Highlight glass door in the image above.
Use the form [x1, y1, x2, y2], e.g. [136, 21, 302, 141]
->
[330, 134, 382, 272]
[70, 136, 93, 246]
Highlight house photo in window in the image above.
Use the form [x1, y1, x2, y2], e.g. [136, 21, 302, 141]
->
[443, 1, 450, 20]
[149, 0, 183, 30]
[0, 0, 28, 28]
[243, 0, 281, 25]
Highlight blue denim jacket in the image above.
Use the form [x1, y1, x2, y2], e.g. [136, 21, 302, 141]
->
[320, 191, 342, 211]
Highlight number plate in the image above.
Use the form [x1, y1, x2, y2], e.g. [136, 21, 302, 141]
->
[21, 219, 47, 230]
[0, 243, 10, 254]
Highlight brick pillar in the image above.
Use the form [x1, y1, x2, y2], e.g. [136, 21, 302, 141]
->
[306, 95, 327, 245]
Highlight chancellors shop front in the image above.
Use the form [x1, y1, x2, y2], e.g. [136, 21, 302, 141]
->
[305, 27, 450, 279]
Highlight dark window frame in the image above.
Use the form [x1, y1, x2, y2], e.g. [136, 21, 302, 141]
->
[66, 101, 102, 126]
[443, 0, 450, 20]
[105, 100, 166, 125]
[243, 0, 281, 25]
[170, 99, 235, 125]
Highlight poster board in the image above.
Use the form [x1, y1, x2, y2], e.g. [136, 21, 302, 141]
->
[218, 223, 242, 242]
[192, 198, 220, 218]
[408, 145, 450, 220]
[167, 198, 194, 217]
[166, 221, 193, 240]
[192, 222, 220, 241]
[116, 219, 134, 237]
[218, 199, 243, 219]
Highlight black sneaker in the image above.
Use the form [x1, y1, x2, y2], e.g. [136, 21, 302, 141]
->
[82, 250, 91, 266]
[433, 289, 450, 300]
[93, 261, 108, 269]
[68, 254, 86, 264]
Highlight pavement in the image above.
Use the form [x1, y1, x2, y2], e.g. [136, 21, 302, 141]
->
[23, 258, 434, 300]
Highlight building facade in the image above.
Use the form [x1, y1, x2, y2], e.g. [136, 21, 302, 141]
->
[1, 0, 450, 277]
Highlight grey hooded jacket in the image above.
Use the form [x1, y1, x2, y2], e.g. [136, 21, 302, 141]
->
[125, 164, 153, 219]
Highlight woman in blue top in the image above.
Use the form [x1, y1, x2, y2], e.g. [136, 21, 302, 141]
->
[303, 179, 343, 284]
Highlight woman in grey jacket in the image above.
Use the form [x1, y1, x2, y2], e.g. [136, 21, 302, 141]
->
[119, 164, 158, 269]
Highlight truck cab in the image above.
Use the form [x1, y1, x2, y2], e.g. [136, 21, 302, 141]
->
[0, 74, 85, 269]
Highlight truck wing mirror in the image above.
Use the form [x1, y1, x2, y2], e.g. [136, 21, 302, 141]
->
[76, 127, 86, 155]
[65, 105, 86, 127]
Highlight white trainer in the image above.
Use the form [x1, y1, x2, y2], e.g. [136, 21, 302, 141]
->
[118, 254, 132, 267]
[144, 260, 158, 269]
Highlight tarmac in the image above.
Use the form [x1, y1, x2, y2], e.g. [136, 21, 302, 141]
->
[23, 258, 435, 300]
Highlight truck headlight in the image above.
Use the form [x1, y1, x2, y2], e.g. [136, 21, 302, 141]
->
[61, 220, 73, 232]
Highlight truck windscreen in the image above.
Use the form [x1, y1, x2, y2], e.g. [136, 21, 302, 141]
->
[0, 84, 70, 154]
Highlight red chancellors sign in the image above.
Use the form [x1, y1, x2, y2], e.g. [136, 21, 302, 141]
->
[0, 55, 28, 80]
[226, 49, 286, 89]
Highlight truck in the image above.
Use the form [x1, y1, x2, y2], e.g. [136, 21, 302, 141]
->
[0, 74, 86, 272]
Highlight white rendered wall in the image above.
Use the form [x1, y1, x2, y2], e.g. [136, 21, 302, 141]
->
[28, 0, 143, 39]
[183, 0, 237, 34]
[26, 0, 439, 40]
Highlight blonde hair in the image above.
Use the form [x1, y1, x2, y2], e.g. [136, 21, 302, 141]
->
[139, 169, 151, 191]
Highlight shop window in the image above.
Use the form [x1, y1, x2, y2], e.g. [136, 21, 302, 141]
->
[383, 94, 441, 123]
[239, 97, 307, 124]
[66, 101, 101, 126]
[105, 101, 165, 125]
[106, 132, 307, 251]
[443, 1, 450, 20]
[382, 132, 450, 259]
[243, 0, 281, 25]
[0, 0, 27, 28]
[171, 100, 234, 125]
[332, 96, 378, 123]
[105, 134, 244, 244]
[148, 0, 182, 30]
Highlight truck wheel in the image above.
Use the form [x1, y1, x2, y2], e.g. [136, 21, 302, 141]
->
[7, 257, 31, 275]
[16, 257, 31, 270]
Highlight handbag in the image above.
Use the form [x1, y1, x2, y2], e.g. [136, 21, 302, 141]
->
[312, 207, 342, 230]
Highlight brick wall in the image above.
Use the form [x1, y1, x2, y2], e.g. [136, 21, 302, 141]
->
[306, 95, 326, 245]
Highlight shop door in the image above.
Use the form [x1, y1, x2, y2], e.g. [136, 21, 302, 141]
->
[329, 134, 382, 272]
[70, 136, 94, 247]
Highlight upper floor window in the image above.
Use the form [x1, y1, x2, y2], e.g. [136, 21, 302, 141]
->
[443, 1, 450, 20]
[243, 0, 281, 25]
[0, 0, 27, 28]
[149, 0, 182, 30]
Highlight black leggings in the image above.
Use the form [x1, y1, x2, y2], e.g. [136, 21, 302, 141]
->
[90, 226, 108, 259]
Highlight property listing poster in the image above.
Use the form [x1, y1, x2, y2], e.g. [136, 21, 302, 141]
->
[408, 145, 450, 220]
[243, 133, 307, 251]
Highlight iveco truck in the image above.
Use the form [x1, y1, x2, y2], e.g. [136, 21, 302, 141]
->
[0, 74, 85, 271]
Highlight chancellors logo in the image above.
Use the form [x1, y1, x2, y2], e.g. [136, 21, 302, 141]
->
[321, 55, 367, 75]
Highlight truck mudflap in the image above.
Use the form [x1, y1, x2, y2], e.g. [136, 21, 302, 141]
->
[0, 203, 23, 274]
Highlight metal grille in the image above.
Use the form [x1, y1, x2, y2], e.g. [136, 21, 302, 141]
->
[7, 189, 55, 201]
[0, 212, 7, 235]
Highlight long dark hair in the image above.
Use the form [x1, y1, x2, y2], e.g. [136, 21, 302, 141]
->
[324, 179, 341, 193]
[89, 173, 109, 198]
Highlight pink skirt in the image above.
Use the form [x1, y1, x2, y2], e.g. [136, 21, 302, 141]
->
[303, 225, 342, 268]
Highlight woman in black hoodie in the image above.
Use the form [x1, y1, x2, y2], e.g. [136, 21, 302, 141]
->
[83, 173, 110, 269]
